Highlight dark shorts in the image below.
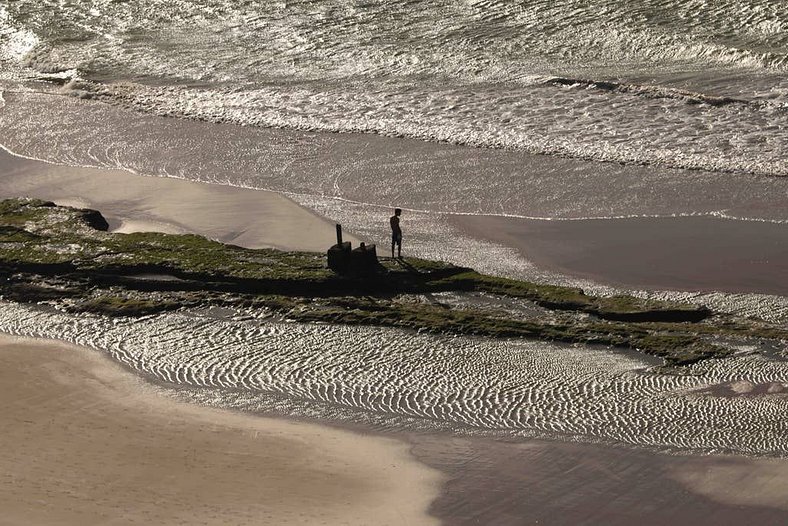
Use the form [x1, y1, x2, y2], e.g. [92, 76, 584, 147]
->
[392, 232, 402, 244]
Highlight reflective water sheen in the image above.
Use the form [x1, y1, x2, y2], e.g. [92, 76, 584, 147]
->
[1, 1, 787, 459]
[1, 0, 788, 175]
[1, 302, 786, 457]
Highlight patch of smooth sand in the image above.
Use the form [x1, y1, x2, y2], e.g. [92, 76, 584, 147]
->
[452, 214, 788, 296]
[0, 335, 441, 526]
[0, 147, 360, 251]
[415, 436, 788, 525]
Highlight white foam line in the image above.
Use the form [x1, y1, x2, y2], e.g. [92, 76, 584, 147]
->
[282, 191, 788, 225]
[1, 89, 787, 226]
[9, 82, 788, 183]
[0, 94, 294, 195]
[2, 134, 786, 226]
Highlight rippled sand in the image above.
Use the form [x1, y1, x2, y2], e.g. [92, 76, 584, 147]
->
[5, 335, 788, 526]
[0, 92, 786, 457]
[2, 4, 788, 520]
[2, 302, 786, 457]
[2, 68, 788, 522]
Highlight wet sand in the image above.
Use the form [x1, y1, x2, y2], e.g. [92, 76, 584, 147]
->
[415, 436, 788, 525]
[453, 214, 788, 296]
[0, 147, 360, 252]
[0, 335, 441, 526]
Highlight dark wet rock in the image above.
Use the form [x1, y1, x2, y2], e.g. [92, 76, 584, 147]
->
[546, 77, 748, 107]
[77, 209, 110, 231]
[0, 198, 783, 367]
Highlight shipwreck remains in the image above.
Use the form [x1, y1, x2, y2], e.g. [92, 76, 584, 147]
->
[327, 224, 379, 274]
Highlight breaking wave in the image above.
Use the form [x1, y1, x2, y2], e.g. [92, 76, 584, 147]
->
[1, 0, 787, 176]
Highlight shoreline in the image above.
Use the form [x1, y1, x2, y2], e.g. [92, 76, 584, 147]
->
[2, 103, 788, 523]
[3, 88, 787, 303]
[0, 147, 360, 252]
[5, 331, 788, 526]
[4, 89, 788, 225]
[4, 139, 785, 300]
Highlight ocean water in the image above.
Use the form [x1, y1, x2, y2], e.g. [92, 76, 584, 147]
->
[1, 0, 788, 176]
[1, 1, 787, 454]
[2, 0, 788, 224]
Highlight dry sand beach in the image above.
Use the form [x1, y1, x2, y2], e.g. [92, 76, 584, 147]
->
[4, 335, 788, 526]
[3, 2, 788, 523]
[415, 435, 788, 525]
[0, 334, 441, 526]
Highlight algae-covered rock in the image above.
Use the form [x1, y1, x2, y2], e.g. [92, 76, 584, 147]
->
[0, 198, 780, 367]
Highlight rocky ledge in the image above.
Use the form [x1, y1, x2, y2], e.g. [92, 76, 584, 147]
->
[1, 198, 785, 366]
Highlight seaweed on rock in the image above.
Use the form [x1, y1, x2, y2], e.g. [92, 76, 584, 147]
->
[0, 198, 781, 367]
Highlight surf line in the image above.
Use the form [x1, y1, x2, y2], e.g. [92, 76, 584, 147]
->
[0, 132, 785, 227]
[280, 191, 788, 226]
[0, 95, 784, 227]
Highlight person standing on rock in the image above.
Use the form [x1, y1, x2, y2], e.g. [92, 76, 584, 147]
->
[390, 208, 402, 259]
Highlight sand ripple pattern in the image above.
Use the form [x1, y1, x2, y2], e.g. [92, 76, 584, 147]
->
[1, 302, 787, 457]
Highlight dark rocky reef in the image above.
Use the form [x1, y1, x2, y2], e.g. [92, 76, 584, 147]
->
[77, 208, 110, 231]
[546, 77, 748, 107]
[0, 198, 783, 367]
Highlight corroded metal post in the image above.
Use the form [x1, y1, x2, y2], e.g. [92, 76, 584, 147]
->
[336, 224, 343, 245]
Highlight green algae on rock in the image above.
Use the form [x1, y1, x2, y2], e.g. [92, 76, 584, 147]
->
[0, 198, 783, 366]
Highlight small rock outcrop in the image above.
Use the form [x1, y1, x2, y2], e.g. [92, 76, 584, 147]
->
[78, 209, 110, 231]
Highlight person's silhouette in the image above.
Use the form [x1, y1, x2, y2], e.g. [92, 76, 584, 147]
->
[390, 208, 402, 258]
